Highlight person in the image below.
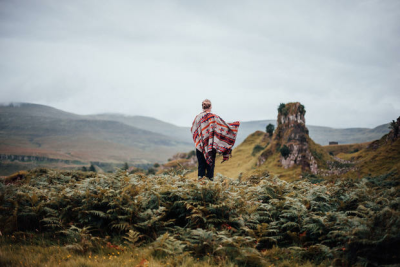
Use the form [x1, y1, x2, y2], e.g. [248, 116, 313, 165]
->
[191, 99, 240, 181]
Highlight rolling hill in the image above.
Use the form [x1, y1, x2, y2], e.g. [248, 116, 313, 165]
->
[83, 116, 391, 147]
[0, 103, 193, 175]
[87, 113, 190, 144]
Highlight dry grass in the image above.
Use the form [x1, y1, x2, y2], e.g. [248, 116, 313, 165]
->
[0, 243, 212, 267]
[187, 130, 328, 182]
[186, 131, 266, 180]
[0, 241, 327, 267]
[342, 137, 400, 178]
[322, 142, 370, 157]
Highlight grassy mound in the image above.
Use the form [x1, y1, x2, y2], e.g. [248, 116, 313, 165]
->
[1, 168, 400, 266]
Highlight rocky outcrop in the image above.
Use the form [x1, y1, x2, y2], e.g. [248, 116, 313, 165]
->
[262, 102, 320, 174]
[280, 143, 318, 174]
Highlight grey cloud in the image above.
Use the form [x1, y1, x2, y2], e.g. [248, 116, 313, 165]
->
[0, 0, 399, 129]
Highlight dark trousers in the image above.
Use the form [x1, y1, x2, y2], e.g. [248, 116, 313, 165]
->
[196, 149, 216, 180]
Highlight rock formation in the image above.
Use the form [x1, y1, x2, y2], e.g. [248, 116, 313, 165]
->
[259, 102, 320, 174]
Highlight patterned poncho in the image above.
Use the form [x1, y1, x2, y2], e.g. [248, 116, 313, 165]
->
[191, 112, 240, 165]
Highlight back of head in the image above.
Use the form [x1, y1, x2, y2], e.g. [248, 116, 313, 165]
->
[202, 99, 212, 111]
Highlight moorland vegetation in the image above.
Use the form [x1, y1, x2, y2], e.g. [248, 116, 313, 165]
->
[1, 164, 400, 266]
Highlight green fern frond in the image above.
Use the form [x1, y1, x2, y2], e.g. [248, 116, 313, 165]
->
[87, 210, 109, 218]
[111, 222, 130, 231]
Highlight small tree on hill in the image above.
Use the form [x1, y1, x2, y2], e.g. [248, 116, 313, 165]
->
[123, 162, 129, 170]
[89, 164, 96, 172]
[389, 119, 399, 138]
[147, 168, 156, 175]
[186, 150, 196, 159]
[280, 145, 290, 159]
[266, 123, 275, 137]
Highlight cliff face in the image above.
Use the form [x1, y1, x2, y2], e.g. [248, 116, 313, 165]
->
[276, 103, 318, 173]
[259, 102, 322, 174]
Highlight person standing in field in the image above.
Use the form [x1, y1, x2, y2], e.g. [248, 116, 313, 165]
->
[191, 99, 240, 181]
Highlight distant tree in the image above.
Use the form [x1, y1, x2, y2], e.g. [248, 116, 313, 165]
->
[389, 119, 399, 138]
[81, 166, 87, 172]
[153, 163, 160, 168]
[89, 164, 96, 172]
[123, 162, 129, 170]
[147, 168, 156, 175]
[186, 150, 196, 159]
[266, 123, 275, 137]
[280, 145, 290, 159]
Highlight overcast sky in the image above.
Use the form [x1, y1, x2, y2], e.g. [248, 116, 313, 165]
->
[1, 0, 399, 128]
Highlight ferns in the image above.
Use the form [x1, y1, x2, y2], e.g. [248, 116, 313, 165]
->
[0, 168, 399, 266]
[123, 230, 143, 247]
[41, 217, 61, 229]
[151, 232, 185, 257]
[60, 225, 102, 253]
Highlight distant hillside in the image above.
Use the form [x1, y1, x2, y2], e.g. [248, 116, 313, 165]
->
[332, 116, 400, 179]
[0, 102, 82, 120]
[0, 103, 193, 175]
[307, 124, 390, 145]
[87, 113, 191, 144]
[234, 120, 390, 146]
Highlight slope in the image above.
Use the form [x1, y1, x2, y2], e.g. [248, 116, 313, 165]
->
[0, 103, 193, 169]
[335, 118, 400, 179]
[87, 113, 192, 144]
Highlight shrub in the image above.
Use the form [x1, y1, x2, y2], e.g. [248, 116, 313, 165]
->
[252, 145, 265, 156]
[298, 104, 306, 116]
[186, 150, 196, 159]
[280, 145, 290, 159]
[123, 162, 129, 170]
[389, 119, 399, 138]
[278, 103, 286, 114]
[147, 168, 156, 175]
[89, 164, 96, 172]
[266, 123, 275, 137]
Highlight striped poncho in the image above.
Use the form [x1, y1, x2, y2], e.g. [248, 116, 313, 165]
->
[191, 112, 240, 165]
